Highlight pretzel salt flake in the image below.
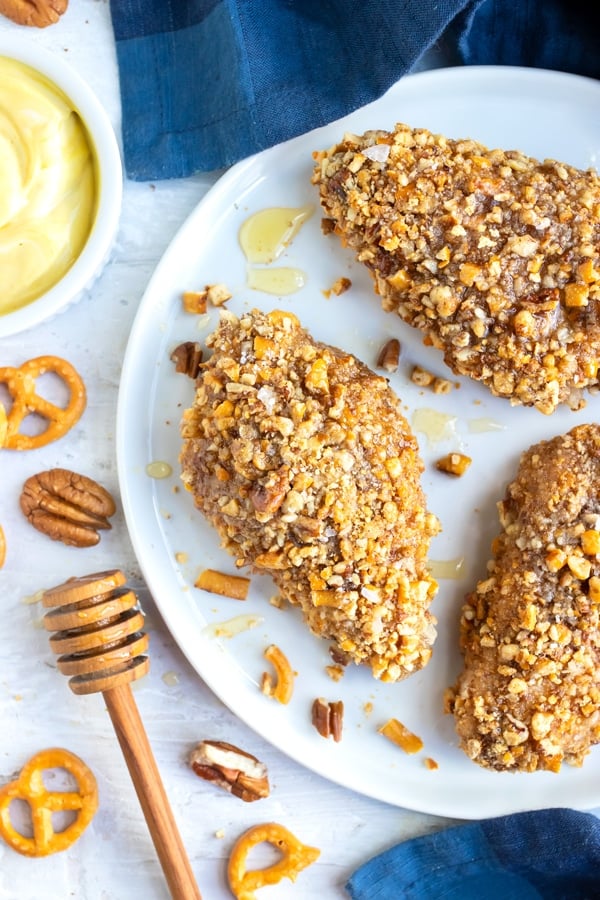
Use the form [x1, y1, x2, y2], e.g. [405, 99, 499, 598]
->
[227, 822, 320, 900]
[0, 748, 98, 856]
[0, 356, 86, 450]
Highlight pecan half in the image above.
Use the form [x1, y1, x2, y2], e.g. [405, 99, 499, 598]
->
[20, 469, 116, 548]
[189, 740, 269, 802]
[376, 338, 401, 373]
[0, 0, 67, 27]
[170, 342, 203, 378]
[311, 697, 344, 742]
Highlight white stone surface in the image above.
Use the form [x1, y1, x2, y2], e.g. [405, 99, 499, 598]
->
[0, 4, 452, 898]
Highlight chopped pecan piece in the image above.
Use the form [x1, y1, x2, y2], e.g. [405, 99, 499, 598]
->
[311, 697, 344, 742]
[170, 342, 203, 378]
[20, 469, 116, 547]
[189, 740, 269, 802]
[376, 338, 400, 373]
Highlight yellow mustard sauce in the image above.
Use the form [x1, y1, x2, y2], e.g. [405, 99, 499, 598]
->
[0, 56, 97, 315]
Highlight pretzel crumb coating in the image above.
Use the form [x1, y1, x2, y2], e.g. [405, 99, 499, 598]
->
[448, 423, 600, 772]
[313, 125, 600, 414]
[180, 309, 439, 682]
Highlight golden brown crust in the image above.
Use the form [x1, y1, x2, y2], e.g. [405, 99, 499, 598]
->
[180, 308, 439, 681]
[313, 124, 600, 414]
[0, 0, 67, 27]
[448, 423, 600, 772]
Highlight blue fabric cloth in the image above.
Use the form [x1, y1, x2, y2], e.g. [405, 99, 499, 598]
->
[346, 808, 600, 900]
[109, 0, 475, 180]
[109, 0, 600, 181]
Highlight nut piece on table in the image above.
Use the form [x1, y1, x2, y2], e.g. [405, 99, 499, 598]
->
[311, 697, 344, 742]
[435, 452, 472, 477]
[20, 469, 116, 548]
[170, 341, 203, 379]
[0, 0, 67, 28]
[376, 338, 401, 373]
[189, 740, 269, 802]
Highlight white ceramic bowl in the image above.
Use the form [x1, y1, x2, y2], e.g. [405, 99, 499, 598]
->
[0, 36, 122, 337]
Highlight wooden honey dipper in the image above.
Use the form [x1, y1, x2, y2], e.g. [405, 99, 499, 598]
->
[42, 569, 201, 900]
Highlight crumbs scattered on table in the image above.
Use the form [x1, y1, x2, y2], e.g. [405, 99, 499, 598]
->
[435, 452, 472, 477]
[323, 276, 352, 298]
[325, 664, 345, 682]
[182, 283, 232, 314]
[410, 365, 454, 394]
[424, 757, 439, 770]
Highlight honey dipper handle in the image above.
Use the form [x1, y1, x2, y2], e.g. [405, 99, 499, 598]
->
[104, 684, 201, 900]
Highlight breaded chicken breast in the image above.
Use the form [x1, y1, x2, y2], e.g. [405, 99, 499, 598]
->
[448, 424, 600, 772]
[180, 308, 439, 682]
[313, 124, 600, 414]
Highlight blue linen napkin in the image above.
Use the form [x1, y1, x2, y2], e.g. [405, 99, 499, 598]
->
[109, 0, 475, 180]
[346, 808, 600, 900]
[109, 0, 600, 182]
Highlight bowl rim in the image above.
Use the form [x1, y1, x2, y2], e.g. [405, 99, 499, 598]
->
[0, 35, 123, 337]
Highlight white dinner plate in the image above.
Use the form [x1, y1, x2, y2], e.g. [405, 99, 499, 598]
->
[117, 66, 600, 819]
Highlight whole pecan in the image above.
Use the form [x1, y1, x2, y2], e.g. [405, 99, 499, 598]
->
[189, 740, 269, 802]
[0, 0, 67, 27]
[20, 469, 116, 547]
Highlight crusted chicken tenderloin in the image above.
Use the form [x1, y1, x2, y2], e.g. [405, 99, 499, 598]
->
[448, 424, 600, 773]
[313, 124, 600, 414]
[180, 309, 439, 682]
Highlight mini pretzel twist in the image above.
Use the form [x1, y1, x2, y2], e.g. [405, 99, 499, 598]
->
[0, 356, 86, 450]
[0, 748, 98, 856]
[227, 822, 320, 900]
